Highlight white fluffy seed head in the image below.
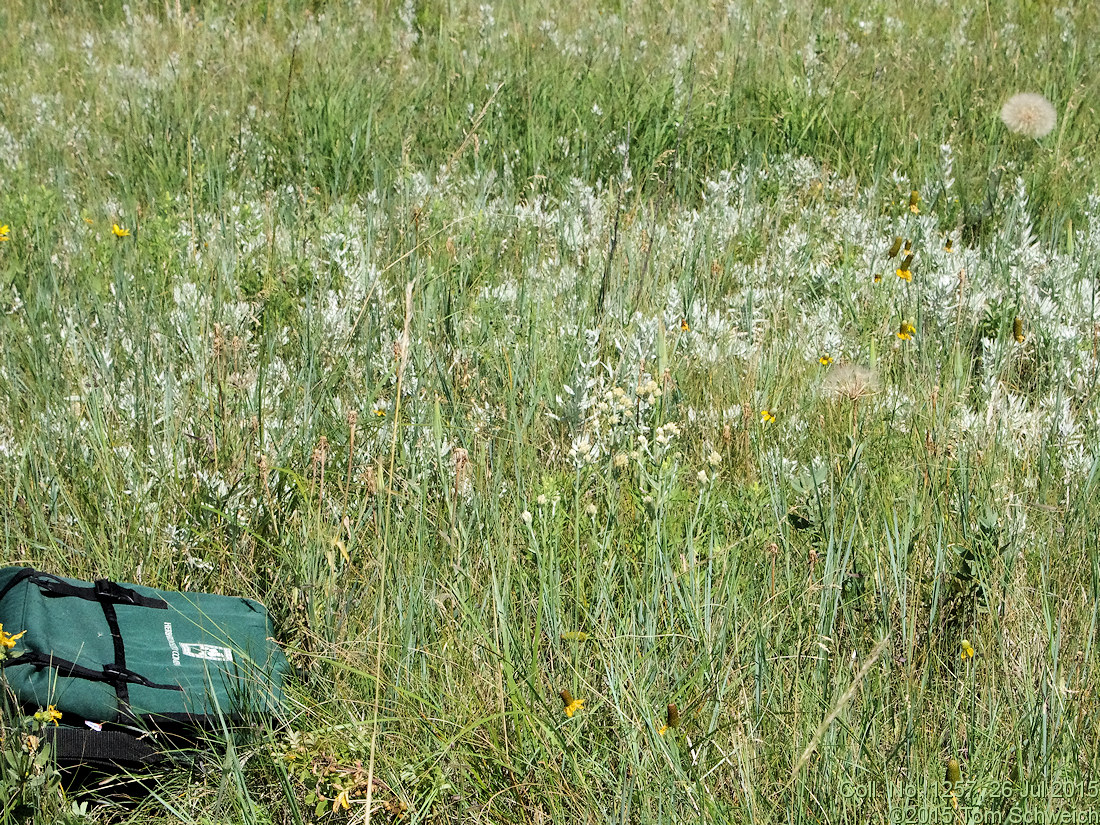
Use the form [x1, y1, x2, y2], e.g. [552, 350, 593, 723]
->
[823, 363, 879, 402]
[1000, 93, 1057, 138]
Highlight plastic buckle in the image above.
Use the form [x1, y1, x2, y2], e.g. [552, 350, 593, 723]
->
[94, 579, 138, 605]
[102, 663, 125, 682]
[103, 664, 150, 688]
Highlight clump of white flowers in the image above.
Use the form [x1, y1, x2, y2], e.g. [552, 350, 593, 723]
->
[654, 422, 681, 448]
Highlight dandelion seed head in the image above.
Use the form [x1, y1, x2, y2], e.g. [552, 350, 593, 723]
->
[1000, 93, 1057, 138]
[823, 363, 879, 402]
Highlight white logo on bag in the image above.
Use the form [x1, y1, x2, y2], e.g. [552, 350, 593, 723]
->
[164, 622, 181, 666]
[179, 643, 234, 662]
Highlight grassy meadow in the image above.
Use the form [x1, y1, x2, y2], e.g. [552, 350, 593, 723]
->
[3, 0, 1100, 821]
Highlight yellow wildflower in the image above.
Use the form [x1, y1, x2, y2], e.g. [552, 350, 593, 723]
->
[760, 409, 775, 425]
[897, 321, 916, 341]
[896, 254, 914, 282]
[0, 224, 9, 241]
[961, 639, 975, 660]
[873, 272, 882, 283]
[946, 758, 961, 789]
[560, 689, 584, 718]
[111, 223, 131, 238]
[1013, 318, 1025, 343]
[333, 789, 350, 812]
[819, 354, 833, 366]
[945, 758, 961, 809]
[909, 190, 920, 214]
[34, 706, 62, 726]
[680, 318, 690, 332]
[658, 703, 681, 735]
[0, 624, 26, 649]
[944, 237, 954, 253]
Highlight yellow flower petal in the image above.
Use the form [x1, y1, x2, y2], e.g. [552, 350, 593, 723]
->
[0, 624, 26, 649]
[333, 789, 350, 812]
[560, 689, 585, 717]
[34, 705, 62, 726]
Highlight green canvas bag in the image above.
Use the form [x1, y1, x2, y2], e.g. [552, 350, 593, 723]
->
[0, 566, 290, 766]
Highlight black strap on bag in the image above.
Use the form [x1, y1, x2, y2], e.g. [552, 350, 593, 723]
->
[2, 651, 184, 694]
[0, 566, 34, 603]
[45, 727, 168, 768]
[27, 573, 169, 609]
